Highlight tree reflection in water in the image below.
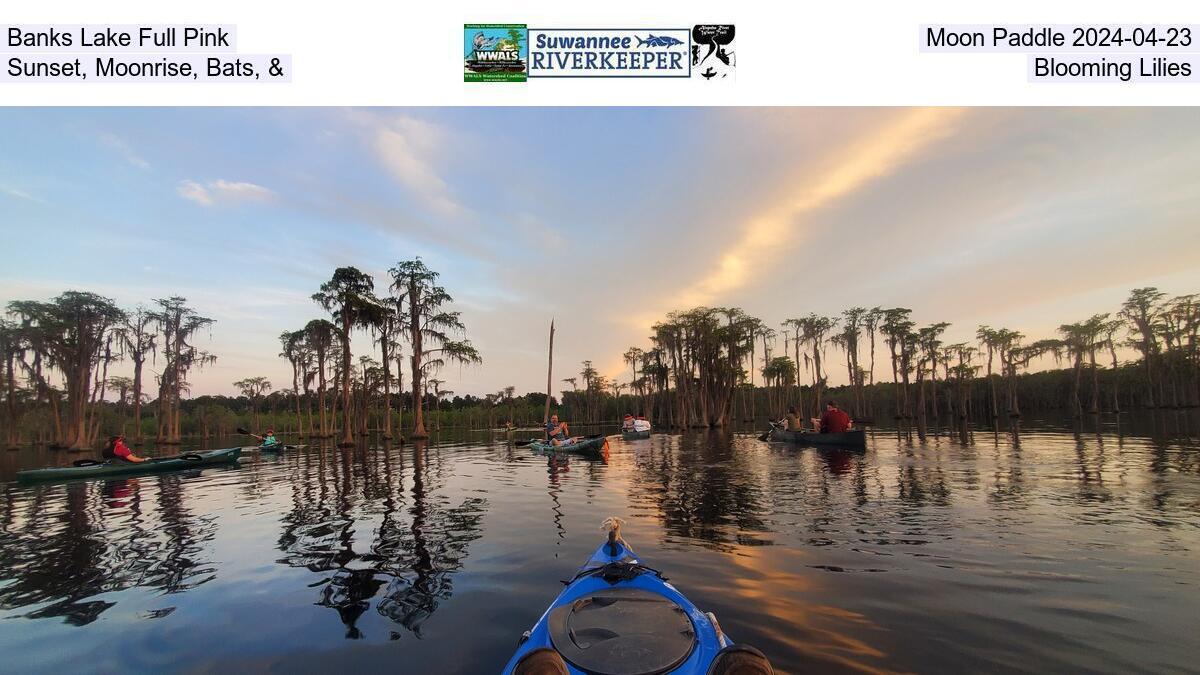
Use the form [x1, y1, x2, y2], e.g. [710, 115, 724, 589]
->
[545, 453, 568, 554]
[275, 440, 486, 639]
[627, 431, 771, 550]
[0, 473, 216, 625]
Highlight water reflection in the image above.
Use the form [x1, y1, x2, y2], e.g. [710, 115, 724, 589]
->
[0, 474, 215, 625]
[0, 414, 1196, 674]
[545, 453, 568, 550]
[275, 441, 487, 639]
[627, 432, 771, 550]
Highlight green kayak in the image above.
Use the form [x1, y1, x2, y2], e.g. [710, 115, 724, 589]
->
[17, 447, 243, 483]
[246, 444, 306, 453]
[527, 436, 609, 459]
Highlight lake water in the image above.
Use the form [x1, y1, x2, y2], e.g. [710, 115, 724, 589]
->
[1, 414, 1198, 674]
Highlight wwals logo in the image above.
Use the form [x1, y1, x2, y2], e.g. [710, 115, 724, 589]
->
[464, 24, 527, 82]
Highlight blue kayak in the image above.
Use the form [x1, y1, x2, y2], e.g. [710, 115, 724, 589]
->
[503, 519, 734, 674]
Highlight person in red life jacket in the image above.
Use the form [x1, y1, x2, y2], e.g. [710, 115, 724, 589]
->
[103, 434, 148, 463]
[818, 401, 852, 434]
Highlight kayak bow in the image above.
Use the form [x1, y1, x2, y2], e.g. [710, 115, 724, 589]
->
[503, 518, 732, 674]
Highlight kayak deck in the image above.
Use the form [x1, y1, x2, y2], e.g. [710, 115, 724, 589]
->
[526, 436, 609, 458]
[244, 444, 306, 453]
[503, 528, 730, 674]
[17, 447, 243, 483]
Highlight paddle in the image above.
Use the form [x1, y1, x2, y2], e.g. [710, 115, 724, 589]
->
[758, 421, 780, 442]
[237, 427, 282, 449]
[236, 427, 274, 440]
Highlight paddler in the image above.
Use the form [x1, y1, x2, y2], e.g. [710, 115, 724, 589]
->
[103, 434, 148, 463]
[250, 428, 280, 448]
[783, 406, 803, 431]
[621, 414, 636, 432]
[545, 414, 571, 446]
[818, 401, 852, 434]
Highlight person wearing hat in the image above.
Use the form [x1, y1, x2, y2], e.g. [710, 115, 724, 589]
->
[621, 414, 636, 432]
[250, 428, 280, 448]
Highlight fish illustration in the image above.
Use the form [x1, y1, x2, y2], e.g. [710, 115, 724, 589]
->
[637, 34, 684, 48]
[473, 31, 501, 50]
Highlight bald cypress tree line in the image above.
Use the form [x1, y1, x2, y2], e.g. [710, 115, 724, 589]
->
[2, 286, 1196, 448]
[0, 258, 484, 449]
[603, 288, 1198, 429]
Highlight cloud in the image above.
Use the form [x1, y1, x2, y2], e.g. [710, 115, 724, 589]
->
[372, 114, 467, 217]
[99, 132, 151, 169]
[1, 184, 43, 203]
[177, 179, 275, 206]
[671, 108, 968, 309]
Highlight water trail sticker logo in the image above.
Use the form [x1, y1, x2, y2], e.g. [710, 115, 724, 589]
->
[528, 29, 691, 78]
[464, 24, 527, 82]
[692, 25, 735, 80]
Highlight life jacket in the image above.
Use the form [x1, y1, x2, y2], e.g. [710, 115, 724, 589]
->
[103, 439, 131, 459]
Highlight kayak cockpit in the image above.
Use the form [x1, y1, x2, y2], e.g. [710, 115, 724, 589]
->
[547, 587, 697, 675]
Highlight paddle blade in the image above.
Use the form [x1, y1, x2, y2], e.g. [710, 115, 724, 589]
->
[236, 427, 251, 435]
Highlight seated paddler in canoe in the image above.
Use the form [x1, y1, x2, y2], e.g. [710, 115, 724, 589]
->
[818, 400, 852, 433]
[544, 414, 587, 447]
[778, 406, 804, 431]
[621, 413, 653, 433]
[103, 434, 148, 463]
[774, 401, 854, 433]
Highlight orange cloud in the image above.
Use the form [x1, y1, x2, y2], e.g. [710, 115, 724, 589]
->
[675, 108, 967, 308]
[602, 108, 969, 379]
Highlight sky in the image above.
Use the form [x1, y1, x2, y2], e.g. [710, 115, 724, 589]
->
[1, 107, 1198, 398]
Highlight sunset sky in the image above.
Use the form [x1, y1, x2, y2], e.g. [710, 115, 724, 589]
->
[2, 107, 1198, 398]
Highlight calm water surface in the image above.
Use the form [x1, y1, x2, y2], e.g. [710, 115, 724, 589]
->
[1, 414, 1198, 674]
